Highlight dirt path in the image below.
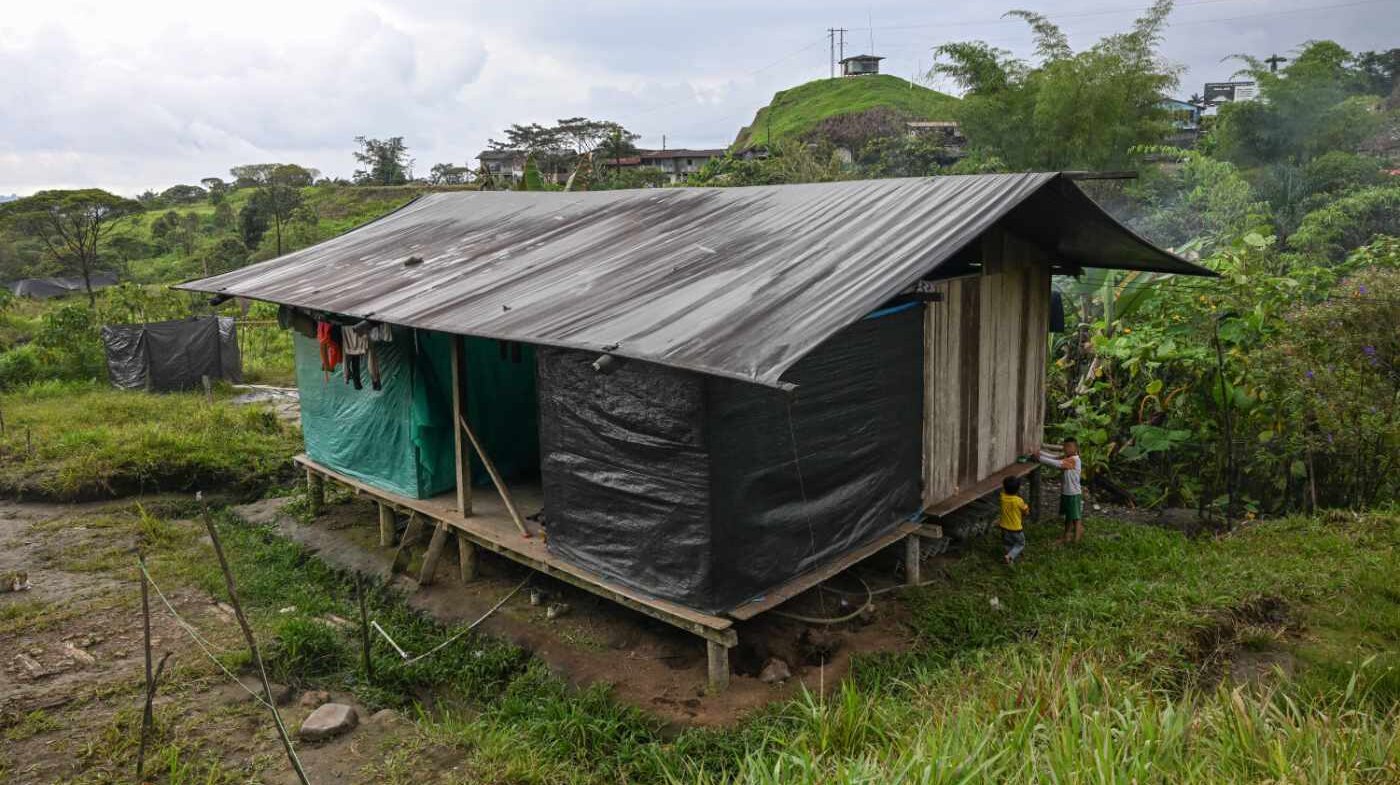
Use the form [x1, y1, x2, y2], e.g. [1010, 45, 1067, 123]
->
[0, 498, 428, 784]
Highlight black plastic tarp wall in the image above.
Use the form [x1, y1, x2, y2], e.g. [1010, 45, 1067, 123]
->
[537, 305, 924, 613]
[102, 316, 242, 392]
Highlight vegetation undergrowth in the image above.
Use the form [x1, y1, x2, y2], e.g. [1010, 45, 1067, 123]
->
[83, 491, 1398, 784]
[0, 382, 298, 499]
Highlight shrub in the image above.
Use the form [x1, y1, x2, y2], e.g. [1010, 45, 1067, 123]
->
[266, 618, 348, 683]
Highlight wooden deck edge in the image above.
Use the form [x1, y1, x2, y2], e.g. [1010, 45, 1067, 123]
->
[922, 462, 1039, 519]
[725, 520, 921, 622]
[293, 455, 737, 647]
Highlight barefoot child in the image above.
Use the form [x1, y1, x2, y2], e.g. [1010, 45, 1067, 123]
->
[1039, 438, 1084, 543]
[999, 475, 1030, 565]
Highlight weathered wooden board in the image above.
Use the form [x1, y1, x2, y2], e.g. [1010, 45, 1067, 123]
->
[923, 230, 1051, 508]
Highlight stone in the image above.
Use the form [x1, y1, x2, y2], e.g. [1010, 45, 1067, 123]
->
[298, 703, 358, 741]
[546, 602, 571, 620]
[63, 642, 96, 666]
[367, 708, 399, 725]
[239, 676, 293, 706]
[298, 689, 332, 708]
[759, 657, 792, 684]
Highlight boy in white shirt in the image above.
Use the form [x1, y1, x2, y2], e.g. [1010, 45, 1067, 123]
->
[1039, 438, 1084, 544]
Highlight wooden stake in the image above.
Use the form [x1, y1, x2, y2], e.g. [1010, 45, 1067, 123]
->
[904, 533, 922, 586]
[377, 503, 395, 547]
[458, 534, 478, 584]
[1029, 466, 1042, 524]
[356, 575, 374, 683]
[306, 469, 324, 517]
[457, 414, 530, 537]
[202, 374, 213, 405]
[417, 522, 450, 585]
[200, 505, 310, 785]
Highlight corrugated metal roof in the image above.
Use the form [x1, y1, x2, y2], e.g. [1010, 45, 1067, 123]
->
[178, 174, 1210, 387]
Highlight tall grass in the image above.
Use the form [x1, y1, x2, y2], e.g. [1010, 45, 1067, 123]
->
[0, 381, 298, 498]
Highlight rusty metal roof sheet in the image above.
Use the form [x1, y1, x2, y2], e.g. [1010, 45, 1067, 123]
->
[177, 173, 1209, 387]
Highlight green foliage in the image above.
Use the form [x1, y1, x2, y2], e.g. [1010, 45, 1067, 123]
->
[1287, 186, 1400, 261]
[0, 189, 142, 305]
[352, 136, 413, 185]
[690, 141, 850, 187]
[1215, 41, 1390, 167]
[733, 75, 957, 150]
[266, 618, 348, 683]
[1128, 147, 1272, 250]
[931, 0, 1179, 171]
[0, 381, 297, 499]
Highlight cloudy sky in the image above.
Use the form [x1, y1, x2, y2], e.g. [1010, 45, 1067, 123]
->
[2, 0, 1396, 196]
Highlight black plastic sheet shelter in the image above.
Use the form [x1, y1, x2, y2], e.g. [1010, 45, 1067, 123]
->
[538, 305, 925, 612]
[177, 174, 1212, 389]
[102, 316, 242, 392]
[7, 272, 118, 299]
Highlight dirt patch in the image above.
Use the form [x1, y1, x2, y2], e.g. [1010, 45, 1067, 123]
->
[238, 495, 923, 727]
[1187, 595, 1300, 688]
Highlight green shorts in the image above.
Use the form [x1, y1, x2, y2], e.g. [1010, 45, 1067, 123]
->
[1059, 494, 1083, 522]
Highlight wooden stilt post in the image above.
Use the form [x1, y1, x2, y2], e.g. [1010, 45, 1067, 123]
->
[389, 513, 426, 575]
[904, 533, 921, 586]
[378, 503, 395, 547]
[418, 522, 450, 585]
[306, 469, 324, 517]
[1029, 466, 1042, 524]
[451, 335, 473, 518]
[458, 534, 478, 584]
[706, 640, 731, 692]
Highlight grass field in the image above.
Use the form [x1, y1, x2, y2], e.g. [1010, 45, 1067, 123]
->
[0, 383, 299, 499]
[733, 74, 959, 150]
[1, 388, 1396, 783]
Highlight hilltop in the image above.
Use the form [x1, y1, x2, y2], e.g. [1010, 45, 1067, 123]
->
[733, 74, 959, 150]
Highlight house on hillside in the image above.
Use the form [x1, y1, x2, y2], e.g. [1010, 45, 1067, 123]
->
[476, 149, 525, 184]
[1158, 98, 1203, 147]
[638, 149, 726, 183]
[178, 174, 1212, 690]
[841, 54, 884, 76]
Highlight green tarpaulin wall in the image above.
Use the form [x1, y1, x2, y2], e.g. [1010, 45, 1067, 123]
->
[295, 327, 538, 500]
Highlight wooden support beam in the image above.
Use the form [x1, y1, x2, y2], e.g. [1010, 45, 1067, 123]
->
[418, 522, 451, 586]
[706, 640, 731, 692]
[378, 503, 395, 547]
[389, 512, 425, 575]
[451, 335, 473, 518]
[904, 534, 921, 586]
[306, 469, 324, 517]
[457, 414, 530, 538]
[457, 535, 478, 584]
[1029, 466, 1042, 524]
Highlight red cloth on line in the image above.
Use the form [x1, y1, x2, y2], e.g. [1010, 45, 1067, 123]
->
[316, 321, 342, 373]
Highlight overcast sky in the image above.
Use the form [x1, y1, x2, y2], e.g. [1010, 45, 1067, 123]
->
[2, 0, 1396, 196]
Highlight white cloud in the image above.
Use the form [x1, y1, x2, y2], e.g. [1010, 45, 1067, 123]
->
[0, 0, 1396, 194]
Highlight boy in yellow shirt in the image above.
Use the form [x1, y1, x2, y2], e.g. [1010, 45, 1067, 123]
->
[999, 475, 1030, 566]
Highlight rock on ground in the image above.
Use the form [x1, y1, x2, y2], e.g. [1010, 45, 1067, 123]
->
[298, 689, 332, 708]
[759, 657, 792, 684]
[299, 703, 359, 741]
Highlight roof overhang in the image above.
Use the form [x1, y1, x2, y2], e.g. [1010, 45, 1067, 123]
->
[178, 174, 1212, 388]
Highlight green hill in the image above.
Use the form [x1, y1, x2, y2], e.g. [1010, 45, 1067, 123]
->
[733, 74, 959, 150]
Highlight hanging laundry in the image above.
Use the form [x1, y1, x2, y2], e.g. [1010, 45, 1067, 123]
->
[278, 305, 317, 339]
[316, 321, 343, 380]
[369, 323, 394, 343]
[342, 329, 368, 390]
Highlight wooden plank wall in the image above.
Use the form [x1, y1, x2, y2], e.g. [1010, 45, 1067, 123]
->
[923, 228, 1052, 506]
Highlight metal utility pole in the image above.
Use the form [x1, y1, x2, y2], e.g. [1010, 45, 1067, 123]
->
[829, 28, 836, 78]
[838, 28, 847, 65]
[1264, 54, 1288, 72]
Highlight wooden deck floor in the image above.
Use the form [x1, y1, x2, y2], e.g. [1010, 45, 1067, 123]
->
[294, 455, 736, 645]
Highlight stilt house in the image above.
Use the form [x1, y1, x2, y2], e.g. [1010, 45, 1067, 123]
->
[179, 174, 1210, 688]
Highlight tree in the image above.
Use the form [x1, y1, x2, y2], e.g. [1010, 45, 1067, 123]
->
[212, 200, 236, 232]
[428, 163, 470, 185]
[201, 177, 230, 204]
[159, 184, 206, 205]
[0, 189, 140, 306]
[930, 0, 1179, 171]
[200, 236, 248, 276]
[228, 164, 311, 256]
[490, 119, 639, 182]
[1214, 41, 1386, 167]
[352, 136, 413, 185]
